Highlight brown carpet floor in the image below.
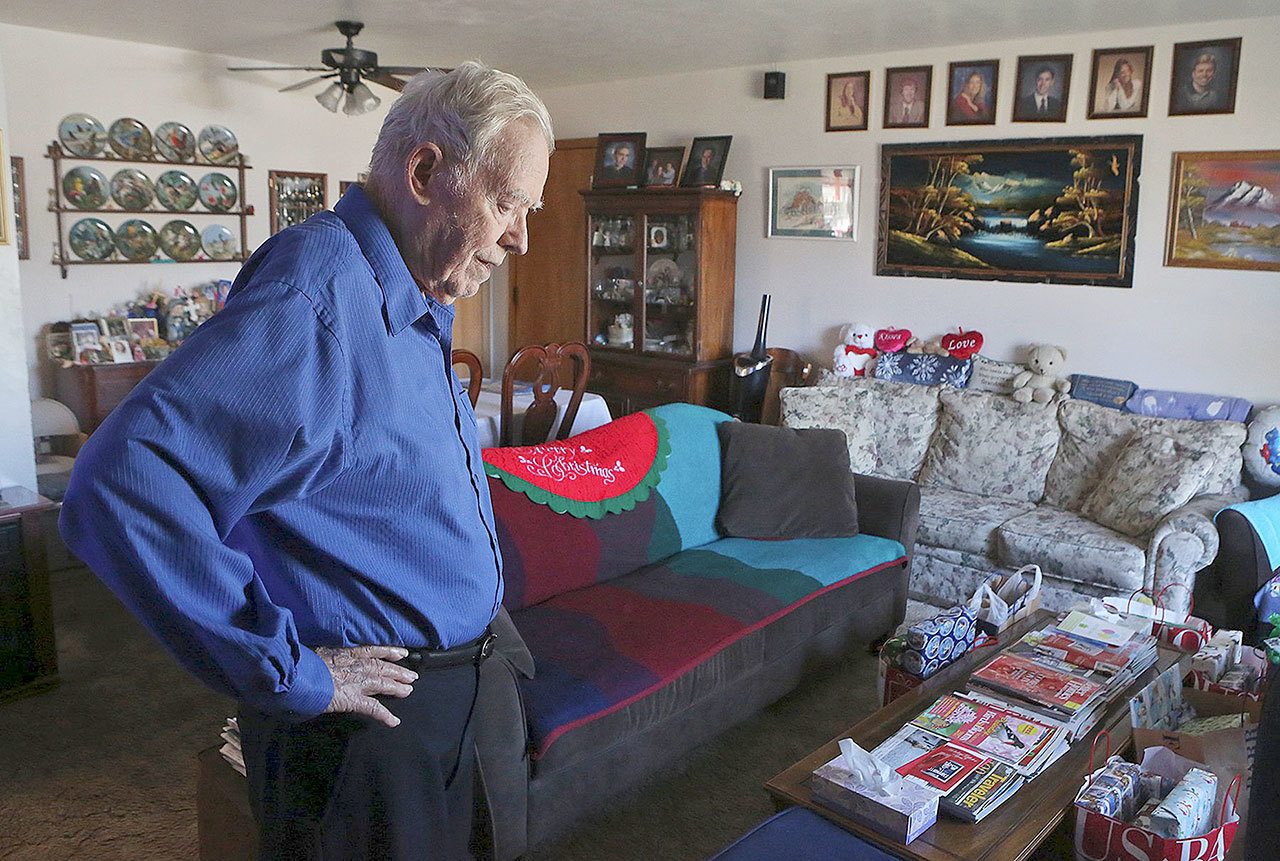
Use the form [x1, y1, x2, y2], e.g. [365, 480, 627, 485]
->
[1, 568, 1072, 860]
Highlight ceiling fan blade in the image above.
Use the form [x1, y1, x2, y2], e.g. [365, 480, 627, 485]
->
[226, 65, 330, 72]
[279, 74, 337, 93]
[364, 72, 409, 92]
[374, 65, 434, 76]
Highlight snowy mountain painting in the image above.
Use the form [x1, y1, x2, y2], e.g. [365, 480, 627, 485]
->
[1167, 151, 1280, 272]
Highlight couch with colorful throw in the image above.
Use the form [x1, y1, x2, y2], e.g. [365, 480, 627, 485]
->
[472, 403, 919, 858]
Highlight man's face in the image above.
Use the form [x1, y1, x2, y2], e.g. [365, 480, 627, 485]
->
[612, 145, 630, 169]
[901, 82, 917, 103]
[700, 148, 713, 167]
[1035, 71, 1054, 96]
[1192, 60, 1215, 91]
[409, 119, 549, 303]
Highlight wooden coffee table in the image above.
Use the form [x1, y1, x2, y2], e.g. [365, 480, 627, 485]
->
[765, 609, 1189, 861]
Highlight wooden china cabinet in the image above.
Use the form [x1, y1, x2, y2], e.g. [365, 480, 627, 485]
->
[581, 187, 737, 417]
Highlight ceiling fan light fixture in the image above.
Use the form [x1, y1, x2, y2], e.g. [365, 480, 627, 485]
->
[315, 82, 344, 112]
[344, 81, 382, 116]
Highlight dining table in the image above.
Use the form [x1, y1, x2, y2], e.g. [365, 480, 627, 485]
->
[470, 380, 613, 448]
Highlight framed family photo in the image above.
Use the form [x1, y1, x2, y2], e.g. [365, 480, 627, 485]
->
[1012, 55, 1072, 122]
[767, 166, 859, 240]
[642, 146, 684, 188]
[1168, 38, 1241, 116]
[1165, 149, 1280, 272]
[883, 66, 932, 129]
[680, 136, 731, 187]
[947, 60, 999, 126]
[1087, 46, 1154, 119]
[593, 132, 647, 189]
[826, 71, 870, 132]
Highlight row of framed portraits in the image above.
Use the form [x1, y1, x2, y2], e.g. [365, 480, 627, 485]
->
[591, 133, 732, 190]
[825, 38, 1242, 132]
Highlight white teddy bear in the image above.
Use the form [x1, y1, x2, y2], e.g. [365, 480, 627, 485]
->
[1011, 344, 1072, 404]
[832, 323, 877, 378]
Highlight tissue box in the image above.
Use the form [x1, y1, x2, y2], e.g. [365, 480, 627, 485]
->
[812, 754, 939, 844]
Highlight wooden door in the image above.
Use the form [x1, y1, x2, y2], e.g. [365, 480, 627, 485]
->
[508, 137, 596, 355]
[452, 280, 489, 358]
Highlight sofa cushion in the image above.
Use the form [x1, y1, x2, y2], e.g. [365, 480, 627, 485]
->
[1044, 399, 1245, 512]
[814, 377, 941, 480]
[917, 487, 1035, 556]
[779, 385, 877, 474]
[1081, 434, 1218, 538]
[996, 506, 1146, 591]
[511, 533, 907, 762]
[918, 390, 1060, 502]
[716, 422, 859, 539]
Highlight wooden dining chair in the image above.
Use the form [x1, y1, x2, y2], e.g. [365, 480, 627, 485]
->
[499, 342, 591, 446]
[451, 349, 484, 408]
[761, 347, 814, 426]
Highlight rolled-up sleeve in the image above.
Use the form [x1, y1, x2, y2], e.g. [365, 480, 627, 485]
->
[59, 277, 348, 718]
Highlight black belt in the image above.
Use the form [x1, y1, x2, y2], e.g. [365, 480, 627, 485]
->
[399, 628, 496, 671]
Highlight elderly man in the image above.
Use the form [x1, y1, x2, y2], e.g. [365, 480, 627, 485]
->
[59, 62, 552, 859]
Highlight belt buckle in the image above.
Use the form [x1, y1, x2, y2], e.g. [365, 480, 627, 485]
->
[478, 629, 497, 661]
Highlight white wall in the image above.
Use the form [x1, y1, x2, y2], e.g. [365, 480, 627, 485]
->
[538, 15, 1280, 403]
[0, 23, 389, 399]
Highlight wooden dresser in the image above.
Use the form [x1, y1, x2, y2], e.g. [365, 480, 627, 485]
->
[0, 487, 58, 703]
[54, 360, 161, 433]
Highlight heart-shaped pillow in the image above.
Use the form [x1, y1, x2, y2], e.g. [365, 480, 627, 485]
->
[940, 328, 984, 360]
[875, 327, 913, 353]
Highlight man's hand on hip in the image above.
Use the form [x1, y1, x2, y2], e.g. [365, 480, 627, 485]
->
[315, 645, 417, 727]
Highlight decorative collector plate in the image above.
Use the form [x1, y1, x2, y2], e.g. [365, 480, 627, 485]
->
[58, 113, 107, 157]
[155, 170, 198, 211]
[68, 218, 115, 260]
[108, 117, 153, 160]
[114, 219, 159, 261]
[159, 220, 202, 261]
[154, 121, 196, 162]
[198, 172, 238, 212]
[62, 166, 109, 210]
[197, 125, 239, 165]
[110, 168, 155, 211]
[200, 223, 237, 260]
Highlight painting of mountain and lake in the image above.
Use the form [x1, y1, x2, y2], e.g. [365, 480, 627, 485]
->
[877, 135, 1142, 287]
[1166, 150, 1280, 273]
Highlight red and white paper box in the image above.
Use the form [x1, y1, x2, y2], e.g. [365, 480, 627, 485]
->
[1187, 648, 1268, 703]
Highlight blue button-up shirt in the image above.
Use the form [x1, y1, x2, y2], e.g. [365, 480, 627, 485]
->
[59, 186, 503, 718]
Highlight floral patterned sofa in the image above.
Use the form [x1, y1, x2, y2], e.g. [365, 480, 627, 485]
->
[781, 377, 1248, 614]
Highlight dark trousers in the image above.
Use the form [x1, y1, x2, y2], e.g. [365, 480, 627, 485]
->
[239, 661, 483, 861]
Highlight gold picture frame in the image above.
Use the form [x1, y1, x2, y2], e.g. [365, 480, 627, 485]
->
[1165, 149, 1280, 272]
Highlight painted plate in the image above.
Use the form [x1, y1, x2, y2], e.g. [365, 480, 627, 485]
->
[154, 121, 195, 162]
[58, 113, 108, 157]
[114, 219, 159, 261]
[61, 166, 109, 210]
[110, 168, 155, 211]
[201, 223, 237, 260]
[158, 220, 202, 261]
[108, 117, 153, 161]
[68, 218, 115, 260]
[197, 125, 239, 165]
[155, 170, 198, 211]
[198, 172, 238, 212]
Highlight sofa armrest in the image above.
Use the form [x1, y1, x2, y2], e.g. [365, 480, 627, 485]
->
[1145, 492, 1242, 613]
[853, 473, 920, 553]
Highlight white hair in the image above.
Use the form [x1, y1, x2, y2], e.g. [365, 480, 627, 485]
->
[366, 60, 554, 191]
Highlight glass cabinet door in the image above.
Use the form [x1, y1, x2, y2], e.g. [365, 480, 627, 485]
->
[641, 214, 696, 358]
[588, 213, 638, 351]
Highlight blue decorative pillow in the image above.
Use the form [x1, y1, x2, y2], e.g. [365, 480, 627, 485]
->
[875, 351, 971, 388]
[1125, 389, 1253, 423]
[1069, 374, 1137, 410]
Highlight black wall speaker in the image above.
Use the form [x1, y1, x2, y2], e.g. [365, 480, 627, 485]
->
[764, 71, 786, 100]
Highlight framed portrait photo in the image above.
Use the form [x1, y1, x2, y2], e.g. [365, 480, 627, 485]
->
[592, 132, 647, 189]
[826, 71, 870, 132]
[883, 66, 932, 129]
[1087, 46, 1154, 119]
[946, 60, 999, 126]
[1165, 149, 1280, 272]
[642, 146, 684, 188]
[1168, 38, 1242, 116]
[1012, 55, 1072, 122]
[680, 136, 731, 187]
[767, 166, 859, 240]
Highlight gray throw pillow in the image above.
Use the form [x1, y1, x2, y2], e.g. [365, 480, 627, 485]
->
[716, 422, 859, 539]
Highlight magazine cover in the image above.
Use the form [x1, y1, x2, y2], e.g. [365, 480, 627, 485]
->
[910, 694, 1059, 770]
[944, 759, 1023, 822]
[1014, 630, 1144, 674]
[971, 653, 1104, 714]
[896, 742, 985, 793]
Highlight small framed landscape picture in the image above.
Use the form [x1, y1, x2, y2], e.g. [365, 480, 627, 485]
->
[1087, 46, 1154, 119]
[1165, 149, 1280, 272]
[680, 136, 731, 187]
[592, 133, 646, 189]
[642, 146, 684, 188]
[946, 60, 999, 125]
[767, 166, 859, 240]
[1168, 38, 1242, 116]
[1012, 55, 1072, 122]
[826, 71, 870, 132]
[883, 66, 932, 129]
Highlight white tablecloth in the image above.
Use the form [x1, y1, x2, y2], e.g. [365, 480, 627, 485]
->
[471, 383, 612, 448]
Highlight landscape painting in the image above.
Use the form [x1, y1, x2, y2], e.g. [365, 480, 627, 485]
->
[1165, 150, 1280, 272]
[877, 135, 1142, 287]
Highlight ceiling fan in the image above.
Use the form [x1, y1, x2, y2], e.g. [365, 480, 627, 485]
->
[227, 20, 442, 116]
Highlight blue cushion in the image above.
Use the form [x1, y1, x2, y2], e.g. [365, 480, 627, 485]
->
[874, 351, 971, 388]
[710, 807, 904, 860]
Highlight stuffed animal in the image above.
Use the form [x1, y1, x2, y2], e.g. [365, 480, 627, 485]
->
[1011, 344, 1072, 404]
[833, 323, 877, 377]
[922, 338, 950, 357]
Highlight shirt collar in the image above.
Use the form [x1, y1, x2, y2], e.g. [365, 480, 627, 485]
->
[335, 184, 454, 337]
